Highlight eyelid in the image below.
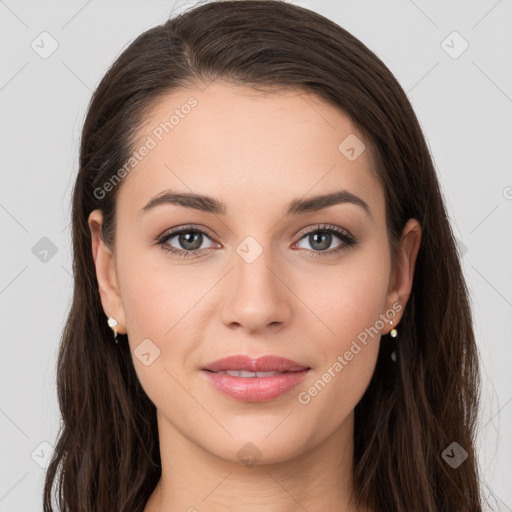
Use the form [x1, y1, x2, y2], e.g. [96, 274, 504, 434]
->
[156, 224, 219, 244]
[295, 223, 354, 240]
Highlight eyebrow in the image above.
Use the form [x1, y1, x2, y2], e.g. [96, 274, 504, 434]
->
[139, 188, 372, 219]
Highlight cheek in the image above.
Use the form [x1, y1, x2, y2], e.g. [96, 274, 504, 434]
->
[116, 241, 196, 340]
[115, 245, 215, 393]
[302, 241, 391, 347]
[293, 244, 389, 423]
[115, 248, 204, 408]
[295, 278, 385, 440]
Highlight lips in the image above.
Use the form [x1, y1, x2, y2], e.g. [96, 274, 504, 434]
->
[202, 355, 310, 374]
[201, 355, 311, 402]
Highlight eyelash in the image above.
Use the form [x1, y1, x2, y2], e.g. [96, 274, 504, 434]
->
[155, 223, 358, 259]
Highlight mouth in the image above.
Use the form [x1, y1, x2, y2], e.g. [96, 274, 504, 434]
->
[201, 354, 310, 373]
[200, 355, 311, 402]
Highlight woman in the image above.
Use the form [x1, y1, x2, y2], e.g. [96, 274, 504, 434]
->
[43, 1, 483, 511]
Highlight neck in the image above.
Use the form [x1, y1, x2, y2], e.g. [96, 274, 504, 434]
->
[144, 410, 367, 512]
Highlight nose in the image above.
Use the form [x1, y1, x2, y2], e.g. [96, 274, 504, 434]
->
[220, 243, 293, 334]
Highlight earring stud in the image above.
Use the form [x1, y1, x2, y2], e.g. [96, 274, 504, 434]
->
[107, 317, 119, 343]
[389, 320, 398, 338]
[389, 320, 398, 362]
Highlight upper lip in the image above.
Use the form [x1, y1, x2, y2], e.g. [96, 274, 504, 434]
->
[202, 355, 310, 373]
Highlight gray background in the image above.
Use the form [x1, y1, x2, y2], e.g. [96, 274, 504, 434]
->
[1, 0, 511, 510]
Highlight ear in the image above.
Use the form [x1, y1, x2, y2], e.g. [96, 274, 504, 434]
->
[88, 209, 127, 335]
[383, 218, 422, 333]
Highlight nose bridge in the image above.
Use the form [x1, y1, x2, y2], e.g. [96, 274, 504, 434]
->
[220, 232, 292, 331]
[236, 236, 275, 288]
[234, 232, 281, 302]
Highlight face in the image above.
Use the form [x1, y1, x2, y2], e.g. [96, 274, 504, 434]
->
[89, 81, 419, 465]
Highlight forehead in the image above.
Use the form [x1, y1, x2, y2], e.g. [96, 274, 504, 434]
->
[117, 81, 385, 222]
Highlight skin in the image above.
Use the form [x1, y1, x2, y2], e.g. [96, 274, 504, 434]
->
[89, 81, 421, 512]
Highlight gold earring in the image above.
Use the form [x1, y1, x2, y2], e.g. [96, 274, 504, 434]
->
[107, 317, 119, 343]
[389, 320, 398, 338]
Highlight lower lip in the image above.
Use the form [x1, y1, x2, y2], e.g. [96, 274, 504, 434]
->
[201, 369, 310, 402]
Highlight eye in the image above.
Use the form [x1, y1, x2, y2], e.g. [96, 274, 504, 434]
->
[155, 223, 358, 259]
[156, 225, 219, 258]
[293, 224, 357, 256]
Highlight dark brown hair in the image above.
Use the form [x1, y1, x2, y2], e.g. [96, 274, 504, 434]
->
[43, 1, 483, 510]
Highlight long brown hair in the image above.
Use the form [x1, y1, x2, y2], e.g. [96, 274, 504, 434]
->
[43, 1, 483, 510]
